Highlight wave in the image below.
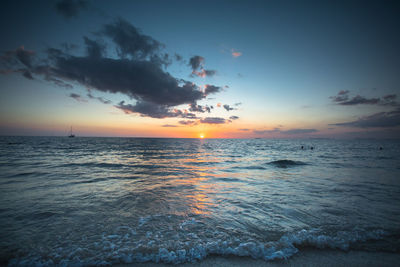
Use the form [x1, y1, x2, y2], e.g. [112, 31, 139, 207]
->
[7, 228, 390, 266]
[268, 160, 307, 168]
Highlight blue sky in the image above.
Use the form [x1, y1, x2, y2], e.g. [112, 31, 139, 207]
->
[0, 0, 399, 138]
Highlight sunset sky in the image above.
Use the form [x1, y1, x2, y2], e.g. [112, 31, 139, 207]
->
[1, 0, 399, 138]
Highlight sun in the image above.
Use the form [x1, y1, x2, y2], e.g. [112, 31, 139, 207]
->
[199, 134, 205, 139]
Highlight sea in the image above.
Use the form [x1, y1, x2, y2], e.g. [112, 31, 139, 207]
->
[0, 137, 399, 266]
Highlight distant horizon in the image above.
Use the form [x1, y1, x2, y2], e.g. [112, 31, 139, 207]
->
[2, 134, 399, 141]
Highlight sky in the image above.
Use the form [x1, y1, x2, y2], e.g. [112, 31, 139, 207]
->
[0, 0, 399, 138]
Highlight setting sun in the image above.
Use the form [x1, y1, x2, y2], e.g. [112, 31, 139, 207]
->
[199, 134, 205, 139]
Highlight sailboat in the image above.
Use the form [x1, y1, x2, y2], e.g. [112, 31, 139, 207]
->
[68, 126, 75, 138]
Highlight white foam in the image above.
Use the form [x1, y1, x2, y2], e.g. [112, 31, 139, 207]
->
[8, 228, 389, 266]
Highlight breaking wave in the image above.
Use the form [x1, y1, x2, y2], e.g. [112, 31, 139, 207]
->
[8, 228, 390, 266]
[268, 160, 307, 168]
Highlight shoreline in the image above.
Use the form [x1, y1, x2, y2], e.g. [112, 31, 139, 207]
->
[118, 249, 400, 267]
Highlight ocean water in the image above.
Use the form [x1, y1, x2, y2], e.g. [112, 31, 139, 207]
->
[0, 137, 400, 266]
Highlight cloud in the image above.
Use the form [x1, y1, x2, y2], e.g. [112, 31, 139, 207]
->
[223, 104, 235, 111]
[116, 101, 202, 119]
[181, 112, 199, 119]
[161, 124, 178, 127]
[331, 91, 400, 129]
[383, 94, 396, 101]
[69, 93, 87, 102]
[1, 19, 224, 119]
[192, 69, 217, 78]
[179, 120, 197, 126]
[231, 49, 242, 58]
[229, 116, 239, 120]
[340, 95, 379, 105]
[204, 84, 221, 95]
[87, 92, 111, 104]
[84, 37, 105, 58]
[280, 128, 318, 134]
[23, 71, 33, 80]
[331, 109, 400, 128]
[188, 56, 204, 71]
[253, 128, 318, 135]
[1, 46, 35, 68]
[55, 0, 87, 18]
[47, 55, 205, 106]
[381, 94, 398, 106]
[253, 128, 280, 135]
[102, 18, 165, 61]
[188, 55, 216, 77]
[116, 101, 183, 118]
[200, 117, 227, 124]
[239, 128, 250, 131]
[189, 103, 211, 113]
[330, 90, 398, 106]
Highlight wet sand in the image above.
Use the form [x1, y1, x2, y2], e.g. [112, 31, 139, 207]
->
[119, 249, 400, 267]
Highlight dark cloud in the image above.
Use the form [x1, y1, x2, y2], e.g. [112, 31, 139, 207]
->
[44, 54, 204, 106]
[188, 55, 216, 77]
[15, 46, 35, 68]
[204, 84, 221, 95]
[116, 101, 183, 119]
[223, 104, 235, 111]
[69, 93, 87, 102]
[102, 18, 163, 60]
[55, 0, 87, 18]
[341, 95, 379, 105]
[161, 124, 178, 127]
[33, 65, 73, 89]
[1, 46, 35, 68]
[87, 92, 111, 104]
[229, 116, 239, 120]
[181, 112, 199, 119]
[23, 70, 33, 80]
[200, 117, 226, 124]
[331, 109, 400, 128]
[84, 37, 105, 58]
[61, 43, 79, 53]
[189, 103, 205, 113]
[1, 19, 224, 119]
[188, 103, 212, 113]
[330, 90, 398, 106]
[383, 94, 396, 101]
[116, 101, 201, 119]
[188, 56, 204, 71]
[234, 102, 242, 106]
[381, 94, 398, 106]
